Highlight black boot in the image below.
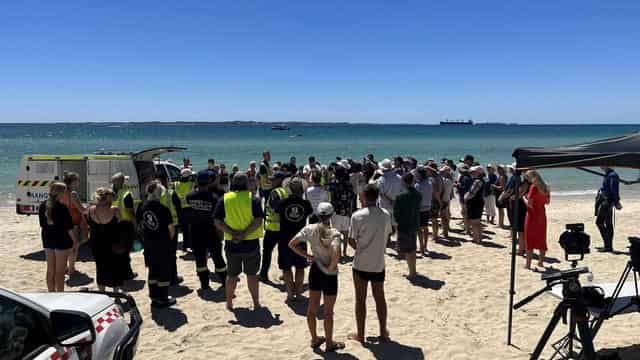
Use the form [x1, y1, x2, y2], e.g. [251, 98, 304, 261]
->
[198, 271, 210, 290]
[151, 286, 176, 308]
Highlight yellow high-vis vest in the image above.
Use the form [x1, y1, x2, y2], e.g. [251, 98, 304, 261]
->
[113, 189, 135, 223]
[223, 191, 264, 241]
[264, 187, 289, 232]
[173, 181, 194, 208]
[258, 161, 273, 191]
[160, 189, 178, 225]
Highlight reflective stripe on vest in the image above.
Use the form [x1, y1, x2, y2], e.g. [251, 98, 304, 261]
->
[113, 189, 135, 222]
[173, 181, 193, 208]
[264, 187, 289, 232]
[160, 189, 178, 225]
[223, 191, 264, 241]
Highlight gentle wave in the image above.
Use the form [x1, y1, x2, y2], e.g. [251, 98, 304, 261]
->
[551, 189, 598, 197]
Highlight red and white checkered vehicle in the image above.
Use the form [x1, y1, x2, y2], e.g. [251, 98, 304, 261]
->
[0, 288, 142, 360]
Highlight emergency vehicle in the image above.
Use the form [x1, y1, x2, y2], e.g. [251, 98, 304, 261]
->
[0, 287, 142, 360]
[15, 147, 186, 215]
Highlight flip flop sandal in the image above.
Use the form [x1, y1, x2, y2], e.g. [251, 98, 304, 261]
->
[326, 341, 346, 352]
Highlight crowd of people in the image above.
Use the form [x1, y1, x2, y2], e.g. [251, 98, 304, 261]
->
[37, 149, 624, 352]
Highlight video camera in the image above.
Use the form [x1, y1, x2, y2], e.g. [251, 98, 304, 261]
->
[559, 223, 590, 265]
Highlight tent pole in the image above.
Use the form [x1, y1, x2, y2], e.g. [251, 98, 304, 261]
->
[507, 171, 520, 346]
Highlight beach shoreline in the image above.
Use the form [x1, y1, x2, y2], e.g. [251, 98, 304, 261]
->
[2, 196, 640, 359]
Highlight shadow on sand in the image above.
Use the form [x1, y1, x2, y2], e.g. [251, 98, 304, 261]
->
[151, 307, 188, 332]
[229, 307, 284, 329]
[409, 274, 445, 290]
[364, 337, 425, 360]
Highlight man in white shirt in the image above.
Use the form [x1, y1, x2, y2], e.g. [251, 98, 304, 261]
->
[347, 183, 392, 343]
[306, 170, 330, 223]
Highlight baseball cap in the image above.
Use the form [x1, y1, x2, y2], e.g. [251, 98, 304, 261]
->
[181, 168, 194, 177]
[317, 202, 334, 216]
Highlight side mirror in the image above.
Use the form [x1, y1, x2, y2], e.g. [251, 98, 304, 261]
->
[50, 310, 96, 347]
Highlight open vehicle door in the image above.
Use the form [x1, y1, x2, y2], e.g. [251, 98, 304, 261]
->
[132, 147, 187, 162]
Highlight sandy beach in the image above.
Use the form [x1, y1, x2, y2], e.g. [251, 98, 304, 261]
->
[2, 196, 640, 360]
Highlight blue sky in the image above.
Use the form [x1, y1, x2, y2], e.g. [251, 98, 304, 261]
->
[1, 1, 638, 124]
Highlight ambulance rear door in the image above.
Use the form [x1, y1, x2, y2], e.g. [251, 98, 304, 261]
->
[17, 157, 59, 214]
[86, 159, 113, 202]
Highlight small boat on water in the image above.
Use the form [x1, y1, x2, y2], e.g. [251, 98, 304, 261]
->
[271, 125, 290, 131]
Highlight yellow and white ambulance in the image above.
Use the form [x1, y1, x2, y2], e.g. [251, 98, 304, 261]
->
[15, 147, 185, 215]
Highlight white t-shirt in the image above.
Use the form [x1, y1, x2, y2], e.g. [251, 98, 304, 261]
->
[297, 223, 341, 275]
[306, 185, 330, 214]
[376, 170, 403, 210]
[349, 206, 392, 273]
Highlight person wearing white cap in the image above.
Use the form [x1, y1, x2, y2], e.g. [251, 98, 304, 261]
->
[289, 202, 345, 352]
[375, 159, 403, 240]
[464, 166, 486, 244]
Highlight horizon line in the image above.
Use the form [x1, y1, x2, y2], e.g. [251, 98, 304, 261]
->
[0, 120, 638, 126]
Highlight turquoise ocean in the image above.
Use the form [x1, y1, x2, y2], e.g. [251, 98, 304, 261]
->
[1, 123, 639, 205]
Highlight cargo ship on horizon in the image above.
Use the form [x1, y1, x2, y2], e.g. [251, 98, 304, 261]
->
[440, 119, 474, 126]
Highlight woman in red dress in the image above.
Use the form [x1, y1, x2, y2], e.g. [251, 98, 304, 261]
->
[524, 170, 550, 270]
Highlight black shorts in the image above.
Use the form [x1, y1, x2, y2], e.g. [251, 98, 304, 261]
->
[353, 268, 385, 283]
[278, 240, 308, 270]
[397, 231, 417, 253]
[419, 211, 430, 227]
[467, 204, 484, 220]
[309, 263, 338, 296]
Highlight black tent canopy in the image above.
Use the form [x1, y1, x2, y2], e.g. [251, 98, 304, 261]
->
[506, 132, 640, 346]
[513, 132, 640, 170]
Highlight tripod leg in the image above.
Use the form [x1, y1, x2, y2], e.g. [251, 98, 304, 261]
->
[531, 305, 564, 360]
[577, 315, 596, 360]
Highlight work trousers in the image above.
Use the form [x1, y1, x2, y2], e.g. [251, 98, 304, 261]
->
[596, 201, 614, 250]
[193, 231, 227, 288]
[147, 245, 172, 301]
[260, 230, 279, 278]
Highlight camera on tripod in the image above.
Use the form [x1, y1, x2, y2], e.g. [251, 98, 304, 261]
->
[559, 223, 590, 266]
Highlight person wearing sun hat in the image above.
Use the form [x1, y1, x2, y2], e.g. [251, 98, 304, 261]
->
[376, 159, 403, 241]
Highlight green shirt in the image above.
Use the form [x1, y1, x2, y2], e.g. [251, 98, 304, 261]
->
[393, 187, 422, 233]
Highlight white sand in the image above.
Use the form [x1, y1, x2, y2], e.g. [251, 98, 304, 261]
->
[1, 197, 640, 359]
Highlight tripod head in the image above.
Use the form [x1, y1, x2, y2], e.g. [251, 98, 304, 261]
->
[514, 267, 590, 310]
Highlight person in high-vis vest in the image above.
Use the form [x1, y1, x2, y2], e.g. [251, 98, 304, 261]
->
[156, 172, 184, 286]
[259, 171, 289, 282]
[138, 181, 177, 308]
[111, 172, 138, 280]
[186, 170, 227, 290]
[258, 150, 273, 200]
[174, 168, 195, 252]
[214, 172, 264, 311]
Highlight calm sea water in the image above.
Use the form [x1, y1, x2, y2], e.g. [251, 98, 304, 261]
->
[1, 123, 639, 205]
